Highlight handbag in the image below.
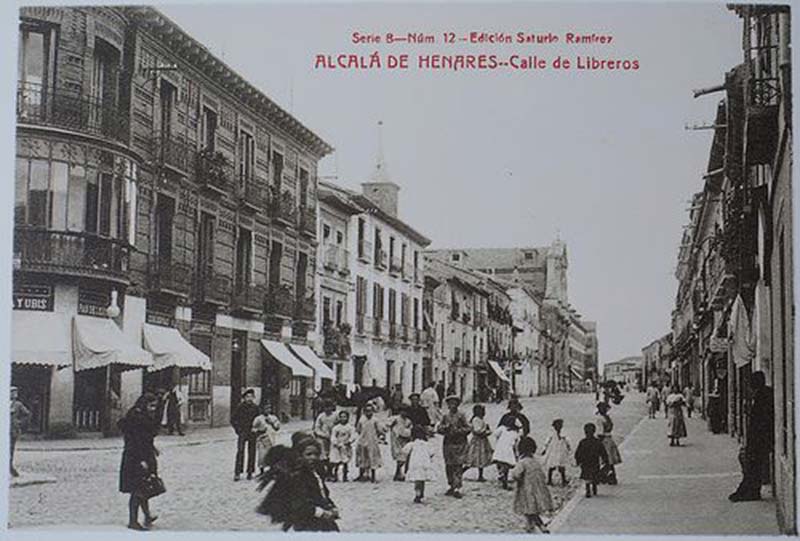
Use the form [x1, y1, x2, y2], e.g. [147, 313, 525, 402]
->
[138, 473, 167, 499]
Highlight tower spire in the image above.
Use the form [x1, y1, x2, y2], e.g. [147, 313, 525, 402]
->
[372, 120, 391, 182]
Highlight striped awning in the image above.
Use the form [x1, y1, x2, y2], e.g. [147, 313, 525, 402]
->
[73, 315, 153, 371]
[143, 323, 211, 372]
[261, 340, 313, 378]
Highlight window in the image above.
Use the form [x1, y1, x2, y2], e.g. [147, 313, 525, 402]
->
[452, 253, 460, 262]
[323, 296, 332, 325]
[201, 107, 217, 152]
[296, 252, 308, 299]
[336, 230, 344, 245]
[335, 300, 344, 326]
[401, 243, 407, 272]
[238, 130, 254, 186]
[374, 228, 382, 263]
[400, 293, 409, 325]
[413, 298, 419, 329]
[235, 227, 253, 292]
[27, 159, 49, 227]
[18, 21, 56, 117]
[269, 241, 283, 288]
[388, 289, 397, 324]
[323, 224, 331, 241]
[155, 195, 175, 265]
[197, 212, 215, 275]
[299, 168, 309, 209]
[389, 237, 396, 264]
[357, 218, 366, 256]
[90, 39, 120, 129]
[272, 152, 284, 192]
[356, 276, 367, 316]
[524, 252, 534, 260]
[159, 80, 176, 140]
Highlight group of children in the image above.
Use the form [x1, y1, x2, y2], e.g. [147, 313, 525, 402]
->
[258, 397, 622, 533]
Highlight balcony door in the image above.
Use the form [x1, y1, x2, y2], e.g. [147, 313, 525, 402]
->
[18, 21, 56, 120]
[90, 39, 119, 134]
[196, 212, 215, 281]
[235, 227, 253, 295]
[155, 195, 175, 270]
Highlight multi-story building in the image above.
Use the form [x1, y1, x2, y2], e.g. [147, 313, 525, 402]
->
[482, 276, 515, 397]
[425, 258, 489, 402]
[322, 161, 430, 398]
[603, 357, 642, 386]
[12, 6, 332, 435]
[505, 286, 542, 397]
[427, 239, 586, 392]
[316, 186, 363, 390]
[641, 333, 672, 389]
[567, 311, 589, 390]
[582, 321, 599, 387]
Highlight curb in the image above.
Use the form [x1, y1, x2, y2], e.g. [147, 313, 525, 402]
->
[18, 436, 236, 454]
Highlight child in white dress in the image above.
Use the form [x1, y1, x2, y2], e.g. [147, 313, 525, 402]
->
[492, 415, 521, 490]
[541, 418, 571, 486]
[329, 411, 356, 482]
[402, 425, 436, 503]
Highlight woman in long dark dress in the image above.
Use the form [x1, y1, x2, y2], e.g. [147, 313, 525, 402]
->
[257, 432, 340, 531]
[119, 393, 160, 530]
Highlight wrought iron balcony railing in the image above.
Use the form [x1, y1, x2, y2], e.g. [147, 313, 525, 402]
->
[323, 245, 349, 274]
[14, 227, 130, 282]
[236, 178, 267, 212]
[148, 259, 193, 297]
[374, 248, 388, 270]
[232, 282, 266, 314]
[195, 149, 231, 195]
[300, 207, 316, 237]
[295, 295, 316, 322]
[153, 136, 192, 174]
[389, 257, 402, 276]
[16, 81, 129, 144]
[266, 284, 295, 318]
[271, 190, 298, 227]
[357, 239, 372, 263]
[355, 313, 366, 335]
[195, 265, 231, 306]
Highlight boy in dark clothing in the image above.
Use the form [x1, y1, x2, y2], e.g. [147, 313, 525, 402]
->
[574, 423, 608, 498]
[231, 389, 261, 481]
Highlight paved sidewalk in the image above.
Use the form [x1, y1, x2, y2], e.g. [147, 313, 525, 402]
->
[552, 413, 779, 535]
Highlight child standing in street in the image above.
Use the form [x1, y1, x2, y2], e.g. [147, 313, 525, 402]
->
[252, 404, 281, 475]
[402, 425, 436, 503]
[329, 411, 356, 482]
[541, 418, 571, 486]
[492, 415, 520, 490]
[511, 437, 554, 533]
[355, 403, 385, 482]
[466, 404, 493, 481]
[388, 408, 413, 481]
[574, 423, 609, 498]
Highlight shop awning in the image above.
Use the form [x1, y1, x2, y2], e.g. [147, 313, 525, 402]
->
[260, 339, 313, 378]
[288, 344, 335, 380]
[143, 323, 211, 373]
[73, 315, 153, 371]
[12, 311, 71, 367]
[488, 360, 511, 383]
[570, 366, 584, 380]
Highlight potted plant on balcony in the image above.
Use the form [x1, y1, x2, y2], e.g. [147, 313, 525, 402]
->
[196, 148, 230, 186]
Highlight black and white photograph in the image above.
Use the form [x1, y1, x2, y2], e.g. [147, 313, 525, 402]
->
[3, 0, 796, 537]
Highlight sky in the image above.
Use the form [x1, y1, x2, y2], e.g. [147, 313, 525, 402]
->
[154, 2, 741, 366]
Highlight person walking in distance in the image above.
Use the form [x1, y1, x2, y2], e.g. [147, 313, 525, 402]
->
[666, 384, 688, 447]
[729, 370, 774, 502]
[231, 389, 260, 481]
[438, 395, 471, 498]
[164, 384, 185, 436]
[9, 386, 30, 478]
[420, 381, 442, 426]
[646, 383, 659, 419]
[683, 384, 696, 418]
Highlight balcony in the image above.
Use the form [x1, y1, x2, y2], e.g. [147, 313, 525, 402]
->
[374, 248, 388, 270]
[389, 322, 398, 342]
[708, 253, 735, 310]
[389, 257, 402, 277]
[195, 149, 231, 196]
[153, 136, 192, 175]
[323, 245, 349, 275]
[271, 189, 297, 228]
[372, 318, 383, 339]
[454, 348, 462, 365]
[323, 323, 352, 359]
[295, 295, 316, 322]
[474, 313, 487, 328]
[195, 265, 231, 306]
[148, 259, 193, 297]
[236, 179, 267, 213]
[357, 239, 372, 263]
[232, 283, 266, 315]
[401, 324, 410, 343]
[14, 228, 130, 283]
[266, 284, 294, 318]
[300, 207, 316, 238]
[16, 81, 128, 144]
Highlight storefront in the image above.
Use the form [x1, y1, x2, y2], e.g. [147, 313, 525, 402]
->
[260, 339, 313, 420]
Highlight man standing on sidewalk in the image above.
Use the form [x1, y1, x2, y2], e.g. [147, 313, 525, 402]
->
[232, 389, 260, 481]
[729, 371, 774, 502]
[10, 386, 30, 478]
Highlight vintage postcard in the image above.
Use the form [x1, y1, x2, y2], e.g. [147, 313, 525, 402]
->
[3, 0, 795, 538]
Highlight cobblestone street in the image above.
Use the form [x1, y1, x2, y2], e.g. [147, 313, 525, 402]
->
[10, 392, 645, 533]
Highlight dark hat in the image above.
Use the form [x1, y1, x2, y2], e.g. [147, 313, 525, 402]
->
[508, 398, 523, 410]
[242, 389, 255, 398]
[409, 392, 421, 399]
[444, 394, 461, 405]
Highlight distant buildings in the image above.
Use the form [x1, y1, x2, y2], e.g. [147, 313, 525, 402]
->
[603, 357, 643, 389]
